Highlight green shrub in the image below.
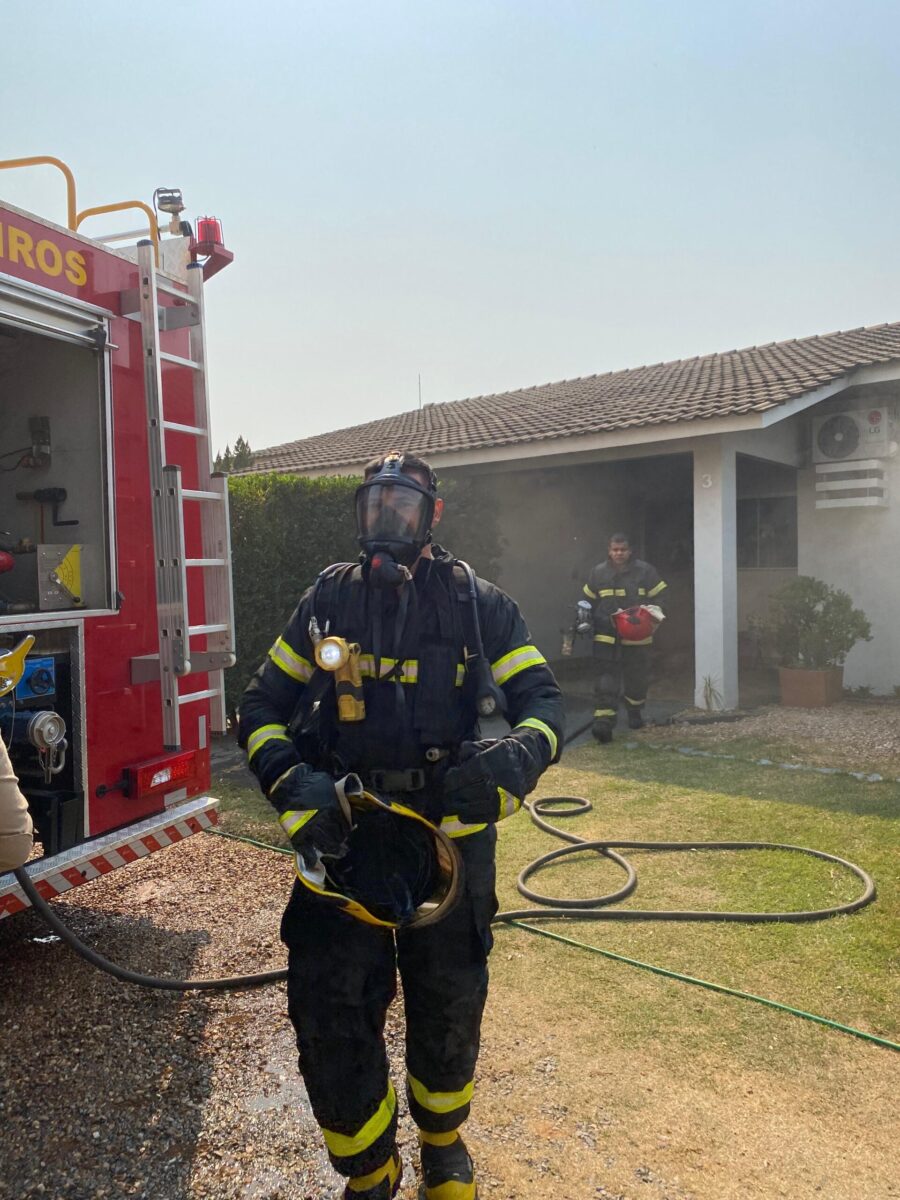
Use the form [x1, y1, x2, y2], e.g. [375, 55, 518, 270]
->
[767, 575, 872, 670]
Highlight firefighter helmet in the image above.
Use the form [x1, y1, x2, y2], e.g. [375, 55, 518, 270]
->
[294, 780, 461, 930]
[612, 605, 657, 642]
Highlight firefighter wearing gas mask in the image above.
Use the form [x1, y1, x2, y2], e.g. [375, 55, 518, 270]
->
[238, 451, 564, 1200]
[582, 533, 667, 743]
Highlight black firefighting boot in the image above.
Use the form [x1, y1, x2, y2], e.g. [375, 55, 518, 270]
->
[418, 1131, 478, 1199]
[591, 718, 614, 744]
[343, 1150, 403, 1199]
[626, 706, 645, 730]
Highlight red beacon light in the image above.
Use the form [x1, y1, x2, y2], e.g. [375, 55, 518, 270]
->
[190, 214, 233, 281]
[195, 216, 224, 247]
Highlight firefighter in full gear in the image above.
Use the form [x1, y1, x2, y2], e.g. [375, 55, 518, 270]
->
[238, 452, 564, 1200]
[582, 532, 667, 742]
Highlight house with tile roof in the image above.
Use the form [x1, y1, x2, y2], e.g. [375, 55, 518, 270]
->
[241, 323, 900, 707]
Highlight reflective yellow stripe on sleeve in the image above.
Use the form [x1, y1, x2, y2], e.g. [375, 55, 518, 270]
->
[322, 1083, 397, 1158]
[268, 637, 314, 683]
[407, 1072, 474, 1116]
[491, 644, 546, 686]
[498, 788, 522, 819]
[278, 809, 314, 838]
[440, 815, 488, 838]
[648, 580, 667, 597]
[583, 583, 597, 599]
[623, 637, 654, 646]
[246, 723, 291, 761]
[593, 633, 616, 644]
[515, 717, 558, 760]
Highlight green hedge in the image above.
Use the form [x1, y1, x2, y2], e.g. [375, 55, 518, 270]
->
[225, 471, 502, 713]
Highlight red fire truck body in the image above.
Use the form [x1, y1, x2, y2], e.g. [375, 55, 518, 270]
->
[0, 176, 234, 917]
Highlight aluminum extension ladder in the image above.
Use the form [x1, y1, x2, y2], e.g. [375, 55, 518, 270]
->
[125, 240, 236, 749]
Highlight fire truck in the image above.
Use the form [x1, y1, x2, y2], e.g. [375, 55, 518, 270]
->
[0, 157, 235, 919]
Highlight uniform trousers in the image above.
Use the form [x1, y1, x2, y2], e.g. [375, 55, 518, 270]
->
[593, 642, 652, 725]
[282, 824, 498, 1179]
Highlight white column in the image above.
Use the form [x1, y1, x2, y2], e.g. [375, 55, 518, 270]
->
[692, 437, 738, 709]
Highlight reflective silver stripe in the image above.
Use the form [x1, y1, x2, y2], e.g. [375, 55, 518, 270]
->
[247, 723, 290, 761]
[648, 580, 667, 597]
[515, 717, 558, 760]
[407, 1072, 474, 1114]
[491, 644, 546, 686]
[440, 815, 488, 838]
[279, 809, 314, 838]
[498, 788, 521, 819]
[269, 638, 313, 683]
[583, 583, 597, 599]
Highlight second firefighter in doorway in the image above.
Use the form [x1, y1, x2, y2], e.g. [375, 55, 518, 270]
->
[582, 532, 667, 742]
[238, 452, 564, 1200]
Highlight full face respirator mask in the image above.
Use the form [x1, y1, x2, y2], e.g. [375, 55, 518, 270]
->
[355, 453, 437, 588]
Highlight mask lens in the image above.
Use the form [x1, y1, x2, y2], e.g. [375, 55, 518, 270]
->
[357, 482, 431, 544]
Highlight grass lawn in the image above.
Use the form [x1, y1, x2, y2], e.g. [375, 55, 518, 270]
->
[493, 742, 899, 1056]
[210, 740, 899, 1198]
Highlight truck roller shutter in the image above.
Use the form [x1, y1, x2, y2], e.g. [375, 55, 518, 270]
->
[0, 273, 110, 346]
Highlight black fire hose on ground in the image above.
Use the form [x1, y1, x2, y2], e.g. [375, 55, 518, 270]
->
[11, 790, 876, 993]
[12, 863, 288, 991]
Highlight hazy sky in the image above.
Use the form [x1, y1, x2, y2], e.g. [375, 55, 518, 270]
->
[5, 1, 899, 455]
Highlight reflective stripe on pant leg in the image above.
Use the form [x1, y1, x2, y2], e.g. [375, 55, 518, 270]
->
[398, 829, 497, 1134]
[622, 644, 651, 708]
[283, 881, 398, 1178]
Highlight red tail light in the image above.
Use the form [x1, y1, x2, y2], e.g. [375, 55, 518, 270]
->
[127, 750, 198, 800]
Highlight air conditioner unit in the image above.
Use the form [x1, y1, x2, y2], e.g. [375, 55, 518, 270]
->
[812, 409, 896, 464]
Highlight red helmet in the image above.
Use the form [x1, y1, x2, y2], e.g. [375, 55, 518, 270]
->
[612, 605, 656, 642]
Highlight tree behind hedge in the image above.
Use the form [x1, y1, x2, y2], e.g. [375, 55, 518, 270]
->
[226, 469, 502, 713]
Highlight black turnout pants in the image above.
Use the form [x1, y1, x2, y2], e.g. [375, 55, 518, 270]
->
[594, 642, 652, 724]
[282, 826, 498, 1180]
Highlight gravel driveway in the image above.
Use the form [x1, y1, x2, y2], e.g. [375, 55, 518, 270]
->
[0, 833, 427, 1200]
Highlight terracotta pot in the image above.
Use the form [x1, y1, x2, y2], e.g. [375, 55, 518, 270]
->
[778, 666, 844, 708]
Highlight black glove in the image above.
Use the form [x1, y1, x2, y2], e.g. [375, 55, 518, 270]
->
[593, 610, 615, 635]
[442, 729, 549, 825]
[269, 764, 349, 870]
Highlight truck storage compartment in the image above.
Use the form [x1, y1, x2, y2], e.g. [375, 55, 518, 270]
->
[0, 320, 113, 615]
[0, 625, 84, 855]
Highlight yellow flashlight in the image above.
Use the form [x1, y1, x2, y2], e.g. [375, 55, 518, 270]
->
[314, 636, 365, 722]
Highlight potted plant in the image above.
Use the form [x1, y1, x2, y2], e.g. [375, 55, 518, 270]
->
[767, 576, 872, 707]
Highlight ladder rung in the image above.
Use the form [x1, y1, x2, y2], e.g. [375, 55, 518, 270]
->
[185, 558, 227, 568]
[188, 623, 228, 636]
[182, 489, 221, 501]
[163, 421, 209, 437]
[160, 350, 201, 370]
[178, 688, 220, 706]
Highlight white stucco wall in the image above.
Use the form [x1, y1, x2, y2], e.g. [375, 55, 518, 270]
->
[797, 449, 900, 693]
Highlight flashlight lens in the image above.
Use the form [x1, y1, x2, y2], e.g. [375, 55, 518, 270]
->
[318, 640, 346, 669]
